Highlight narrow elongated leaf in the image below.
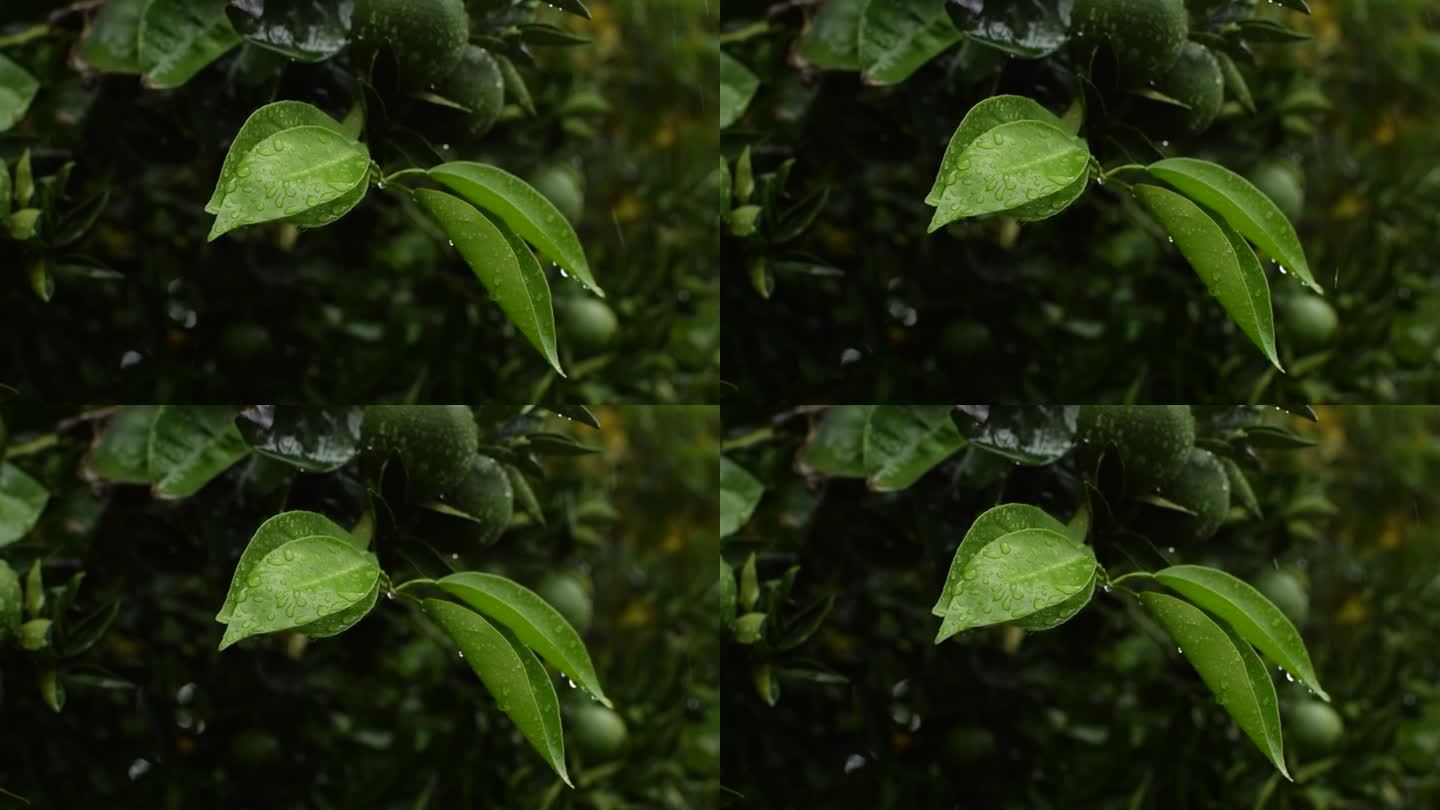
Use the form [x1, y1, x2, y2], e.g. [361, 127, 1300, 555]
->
[803, 405, 875, 477]
[429, 162, 601, 296]
[414, 189, 562, 374]
[1154, 564, 1327, 700]
[1214, 50, 1255, 113]
[1148, 158, 1317, 291]
[235, 406, 363, 472]
[1134, 184, 1281, 370]
[1220, 457, 1261, 517]
[798, 0, 865, 69]
[208, 125, 370, 241]
[719, 51, 759, 128]
[0, 158, 9, 219]
[935, 528, 1096, 642]
[207, 100, 349, 214]
[0, 463, 49, 547]
[720, 457, 764, 538]
[437, 572, 611, 707]
[926, 95, 1063, 206]
[219, 534, 380, 649]
[858, 0, 964, 85]
[932, 503, 1070, 616]
[928, 120, 1089, 230]
[1141, 592, 1290, 778]
[862, 406, 964, 492]
[79, 0, 148, 73]
[147, 406, 251, 498]
[425, 600, 571, 785]
[0, 54, 39, 133]
[217, 510, 357, 623]
[139, 0, 242, 90]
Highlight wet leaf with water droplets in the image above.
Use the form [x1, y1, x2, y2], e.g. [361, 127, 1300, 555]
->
[236, 406, 363, 472]
[1154, 564, 1327, 701]
[207, 101, 351, 214]
[935, 527, 1095, 642]
[425, 599, 571, 786]
[138, 0, 242, 90]
[208, 125, 369, 241]
[932, 503, 1070, 617]
[1141, 592, 1290, 779]
[928, 120, 1089, 230]
[219, 534, 380, 649]
[862, 406, 964, 492]
[217, 511, 359, 624]
[859, 0, 964, 85]
[437, 572, 611, 707]
[926, 95, 1064, 206]
[147, 406, 252, 498]
[797, 0, 866, 69]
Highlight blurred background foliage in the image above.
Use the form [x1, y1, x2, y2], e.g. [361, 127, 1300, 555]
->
[722, 405, 1440, 808]
[0, 403, 718, 809]
[720, 0, 1440, 404]
[0, 0, 718, 403]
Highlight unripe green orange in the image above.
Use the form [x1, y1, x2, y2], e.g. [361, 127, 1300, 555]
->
[560, 298, 619, 354]
[1073, 0, 1189, 79]
[572, 704, 628, 761]
[1254, 569, 1309, 626]
[1288, 700, 1343, 752]
[1154, 42, 1224, 135]
[1250, 161, 1305, 222]
[1078, 405, 1196, 492]
[353, 0, 469, 89]
[438, 46, 505, 136]
[1279, 294, 1338, 353]
[1157, 447, 1231, 538]
[537, 572, 594, 633]
[362, 405, 480, 497]
[527, 163, 586, 224]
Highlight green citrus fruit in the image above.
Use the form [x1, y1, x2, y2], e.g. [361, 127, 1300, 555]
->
[1154, 42, 1224, 135]
[434, 455, 514, 544]
[1157, 447, 1231, 538]
[527, 163, 586, 224]
[1078, 405, 1196, 492]
[1279, 293, 1338, 353]
[0, 560, 20, 644]
[362, 405, 480, 497]
[1254, 569, 1309, 626]
[560, 298, 619, 354]
[537, 572, 594, 633]
[353, 0, 469, 89]
[1073, 0, 1189, 79]
[438, 45, 504, 136]
[1288, 700, 1343, 752]
[572, 704, 628, 761]
[1249, 161, 1305, 222]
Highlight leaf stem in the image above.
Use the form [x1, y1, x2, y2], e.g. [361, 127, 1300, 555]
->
[5, 433, 57, 458]
[393, 577, 437, 602]
[1109, 571, 1154, 587]
[380, 167, 429, 187]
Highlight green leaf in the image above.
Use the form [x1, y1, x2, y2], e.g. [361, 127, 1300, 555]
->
[1220, 457, 1261, 517]
[207, 125, 370, 241]
[0, 561, 20, 641]
[14, 149, 33, 208]
[217, 510, 358, 624]
[1011, 170, 1088, 222]
[297, 577, 380, 638]
[437, 572, 611, 707]
[0, 157, 9, 219]
[19, 617, 51, 650]
[1013, 569, 1095, 631]
[495, 53, 535, 116]
[547, 0, 591, 19]
[719, 51, 759, 128]
[928, 120, 1089, 231]
[932, 503, 1070, 617]
[24, 560, 44, 617]
[0, 53, 39, 133]
[0, 462, 49, 546]
[517, 23, 591, 47]
[958, 405, 1079, 465]
[79, 0, 148, 73]
[505, 464, 545, 525]
[950, 0, 1071, 59]
[414, 189, 562, 374]
[429, 162, 601, 297]
[798, 0, 865, 69]
[139, 0, 242, 90]
[738, 553, 759, 612]
[1214, 50, 1255, 113]
[425, 599, 571, 786]
[6, 209, 40, 240]
[1235, 19, 1310, 43]
[935, 528, 1096, 642]
[148, 406, 251, 498]
[858, 0, 964, 85]
[90, 406, 160, 483]
[862, 406, 964, 492]
[1147, 158, 1317, 292]
[720, 456, 764, 538]
[1154, 564, 1327, 701]
[1134, 184, 1281, 370]
[235, 406, 363, 472]
[225, 0, 352, 63]
[1141, 592, 1290, 778]
[926, 95, 1063, 206]
[207, 100, 350, 214]
[803, 405, 875, 477]
[219, 534, 381, 649]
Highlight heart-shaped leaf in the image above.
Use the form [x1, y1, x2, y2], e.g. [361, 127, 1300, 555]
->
[208, 125, 370, 241]
[0, 463, 49, 547]
[862, 405, 964, 492]
[926, 94, 1063, 205]
[148, 406, 251, 498]
[720, 456, 764, 538]
[1142, 592, 1290, 778]
[429, 162, 601, 296]
[1147, 158, 1317, 291]
[207, 101, 351, 214]
[425, 599, 571, 785]
[217, 510, 359, 624]
[719, 51, 759, 128]
[932, 502, 1070, 617]
[935, 527, 1096, 642]
[437, 572, 610, 707]
[928, 120, 1089, 230]
[1154, 564, 1327, 700]
[859, 0, 964, 85]
[1135, 183, 1281, 370]
[219, 534, 381, 649]
[139, 0, 242, 90]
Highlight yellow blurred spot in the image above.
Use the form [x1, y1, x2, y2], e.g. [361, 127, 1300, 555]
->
[166, 329, 190, 348]
[613, 194, 644, 223]
[891, 731, 912, 752]
[1379, 514, 1406, 550]
[1336, 594, 1369, 625]
[1375, 120, 1396, 145]
[653, 123, 676, 148]
[176, 736, 196, 755]
[818, 224, 853, 254]
[662, 524, 686, 553]
[1330, 193, 1366, 221]
[887, 326, 908, 346]
[618, 598, 654, 628]
[823, 629, 857, 657]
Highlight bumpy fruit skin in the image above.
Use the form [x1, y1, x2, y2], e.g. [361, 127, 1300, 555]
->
[1250, 161, 1305, 222]
[560, 298, 619, 354]
[0, 560, 20, 644]
[527, 163, 585, 224]
[1078, 405, 1196, 492]
[438, 456, 514, 544]
[1154, 42, 1224, 134]
[1280, 294, 1338, 353]
[1254, 569, 1309, 626]
[1158, 447, 1231, 538]
[353, 0, 469, 89]
[537, 572, 594, 633]
[1073, 0, 1189, 79]
[439, 45, 504, 136]
[362, 405, 480, 497]
[1289, 700, 1343, 752]
[572, 705, 628, 761]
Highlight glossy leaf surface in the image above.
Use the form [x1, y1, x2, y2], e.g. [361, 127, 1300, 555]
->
[208, 125, 369, 241]
[89, 406, 160, 483]
[719, 51, 759, 128]
[957, 405, 1078, 465]
[803, 405, 875, 477]
[236, 406, 363, 472]
[79, 0, 148, 72]
[0, 463, 49, 547]
[147, 406, 251, 498]
[0, 54, 39, 132]
[225, 0, 354, 62]
[932, 503, 1070, 617]
[720, 457, 764, 538]
[862, 405, 964, 492]
[928, 120, 1089, 230]
[926, 95, 1063, 206]
[139, 0, 242, 90]
[219, 534, 380, 649]
[859, 0, 964, 85]
[935, 528, 1096, 642]
[798, 0, 865, 69]
[206, 100, 349, 214]
[217, 510, 358, 624]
